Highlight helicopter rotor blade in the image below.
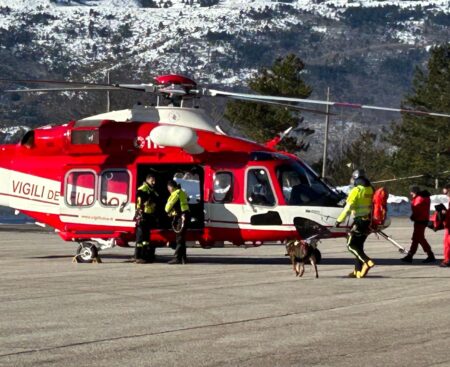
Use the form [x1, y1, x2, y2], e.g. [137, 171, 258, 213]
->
[0, 78, 156, 93]
[206, 89, 450, 119]
[0, 78, 113, 87]
[219, 95, 335, 116]
[5, 86, 123, 93]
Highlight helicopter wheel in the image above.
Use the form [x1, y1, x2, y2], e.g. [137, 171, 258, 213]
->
[313, 248, 322, 264]
[76, 242, 98, 263]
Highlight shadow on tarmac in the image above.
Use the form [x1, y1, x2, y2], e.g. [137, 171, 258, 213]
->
[26, 254, 445, 268]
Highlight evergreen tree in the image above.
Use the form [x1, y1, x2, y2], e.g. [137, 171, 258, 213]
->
[224, 54, 312, 152]
[324, 131, 392, 186]
[390, 44, 450, 191]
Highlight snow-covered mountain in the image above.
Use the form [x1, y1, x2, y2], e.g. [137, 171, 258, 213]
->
[0, 0, 449, 160]
[1, 0, 448, 82]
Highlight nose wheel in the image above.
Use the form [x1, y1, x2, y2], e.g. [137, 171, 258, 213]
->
[76, 242, 99, 263]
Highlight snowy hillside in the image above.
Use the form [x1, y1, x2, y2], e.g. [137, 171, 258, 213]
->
[1, 0, 448, 83]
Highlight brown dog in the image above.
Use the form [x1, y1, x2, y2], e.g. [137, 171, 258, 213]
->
[286, 239, 319, 278]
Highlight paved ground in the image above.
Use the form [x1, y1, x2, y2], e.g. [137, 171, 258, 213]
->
[0, 218, 449, 367]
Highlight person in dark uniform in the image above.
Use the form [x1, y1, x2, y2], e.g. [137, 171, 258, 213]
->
[165, 180, 190, 264]
[134, 174, 159, 264]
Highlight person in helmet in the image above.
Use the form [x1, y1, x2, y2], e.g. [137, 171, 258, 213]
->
[335, 169, 375, 278]
[165, 179, 190, 264]
[134, 174, 159, 264]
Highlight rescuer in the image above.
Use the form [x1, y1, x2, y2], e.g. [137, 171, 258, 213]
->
[335, 169, 375, 278]
[401, 185, 436, 264]
[440, 184, 450, 268]
[134, 174, 159, 264]
[165, 179, 190, 264]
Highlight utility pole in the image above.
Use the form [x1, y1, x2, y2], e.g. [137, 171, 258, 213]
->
[106, 71, 110, 113]
[436, 135, 440, 190]
[321, 87, 330, 178]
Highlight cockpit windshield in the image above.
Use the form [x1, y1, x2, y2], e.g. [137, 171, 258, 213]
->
[277, 161, 341, 206]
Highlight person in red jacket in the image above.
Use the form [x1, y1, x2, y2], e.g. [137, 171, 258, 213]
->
[440, 184, 450, 267]
[401, 185, 436, 263]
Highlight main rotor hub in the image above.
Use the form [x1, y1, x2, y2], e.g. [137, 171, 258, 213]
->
[155, 74, 197, 93]
[154, 74, 198, 106]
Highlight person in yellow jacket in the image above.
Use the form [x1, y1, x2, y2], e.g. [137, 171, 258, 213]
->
[335, 169, 375, 278]
[134, 174, 159, 264]
[165, 179, 190, 264]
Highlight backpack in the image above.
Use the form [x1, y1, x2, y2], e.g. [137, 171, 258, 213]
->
[428, 204, 446, 231]
[371, 187, 388, 229]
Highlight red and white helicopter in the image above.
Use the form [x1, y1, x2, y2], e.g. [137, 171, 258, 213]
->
[0, 74, 449, 262]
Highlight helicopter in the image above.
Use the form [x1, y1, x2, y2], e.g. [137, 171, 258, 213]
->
[0, 74, 449, 262]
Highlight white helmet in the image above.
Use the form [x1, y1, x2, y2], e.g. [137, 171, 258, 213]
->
[351, 169, 366, 180]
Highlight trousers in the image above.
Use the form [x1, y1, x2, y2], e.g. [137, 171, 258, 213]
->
[135, 214, 155, 261]
[409, 222, 433, 256]
[347, 217, 371, 272]
[173, 213, 189, 262]
[444, 228, 450, 263]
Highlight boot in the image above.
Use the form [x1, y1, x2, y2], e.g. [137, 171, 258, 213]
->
[168, 258, 182, 265]
[401, 254, 413, 263]
[358, 259, 375, 278]
[348, 270, 357, 278]
[134, 246, 143, 262]
[422, 253, 436, 263]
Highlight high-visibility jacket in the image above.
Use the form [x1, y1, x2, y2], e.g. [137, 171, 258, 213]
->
[337, 184, 374, 223]
[165, 188, 189, 217]
[136, 183, 158, 214]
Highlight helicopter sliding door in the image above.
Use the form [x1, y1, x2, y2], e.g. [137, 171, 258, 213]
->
[59, 167, 135, 230]
[136, 164, 204, 230]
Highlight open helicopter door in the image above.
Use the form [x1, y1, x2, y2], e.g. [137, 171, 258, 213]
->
[59, 167, 135, 232]
[136, 164, 205, 231]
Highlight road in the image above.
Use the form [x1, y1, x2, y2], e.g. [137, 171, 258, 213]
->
[0, 218, 449, 367]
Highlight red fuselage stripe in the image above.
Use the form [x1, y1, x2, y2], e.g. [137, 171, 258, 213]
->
[0, 192, 58, 206]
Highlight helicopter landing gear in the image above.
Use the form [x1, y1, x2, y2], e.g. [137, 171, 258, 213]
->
[74, 242, 100, 263]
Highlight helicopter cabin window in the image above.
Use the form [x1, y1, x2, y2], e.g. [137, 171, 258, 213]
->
[71, 129, 99, 145]
[100, 170, 130, 207]
[213, 172, 233, 203]
[277, 162, 340, 206]
[246, 168, 276, 206]
[65, 171, 96, 207]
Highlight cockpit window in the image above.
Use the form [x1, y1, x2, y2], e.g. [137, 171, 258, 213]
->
[213, 172, 233, 203]
[277, 162, 340, 206]
[247, 168, 276, 206]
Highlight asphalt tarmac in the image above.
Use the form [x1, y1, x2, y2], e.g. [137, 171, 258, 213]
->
[0, 218, 449, 367]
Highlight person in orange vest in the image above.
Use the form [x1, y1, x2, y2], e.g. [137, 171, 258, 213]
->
[440, 184, 450, 268]
[401, 185, 436, 264]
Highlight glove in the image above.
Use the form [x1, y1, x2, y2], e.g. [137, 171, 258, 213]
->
[335, 221, 341, 228]
[133, 209, 143, 224]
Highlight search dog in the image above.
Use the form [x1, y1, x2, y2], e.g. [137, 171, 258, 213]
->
[286, 239, 319, 278]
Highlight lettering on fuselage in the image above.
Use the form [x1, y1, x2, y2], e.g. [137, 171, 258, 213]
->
[12, 180, 60, 202]
[133, 135, 162, 150]
[68, 192, 95, 206]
